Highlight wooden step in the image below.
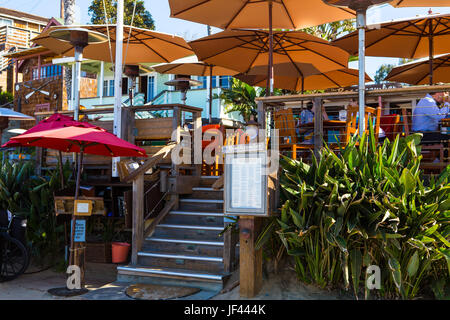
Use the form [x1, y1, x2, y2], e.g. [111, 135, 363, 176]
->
[198, 176, 220, 187]
[152, 224, 224, 241]
[188, 187, 224, 200]
[137, 251, 224, 273]
[163, 210, 224, 226]
[179, 198, 224, 211]
[144, 237, 224, 257]
[117, 265, 226, 291]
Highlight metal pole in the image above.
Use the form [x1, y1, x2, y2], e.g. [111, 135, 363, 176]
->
[357, 9, 366, 136]
[266, 1, 274, 96]
[429, 20, 434, 86]
[209, 66, 213, 124]
[112, 0, 124, 177]
[73, 46, 82, 121]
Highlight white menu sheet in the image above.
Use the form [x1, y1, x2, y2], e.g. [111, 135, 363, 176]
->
[231, 157, 262, 209]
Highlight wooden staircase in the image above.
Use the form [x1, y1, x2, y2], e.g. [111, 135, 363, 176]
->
[117, 176, 235, 291]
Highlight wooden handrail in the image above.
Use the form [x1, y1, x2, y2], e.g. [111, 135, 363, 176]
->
[123, 142, 177, 183]
[143, 198, 176, 238]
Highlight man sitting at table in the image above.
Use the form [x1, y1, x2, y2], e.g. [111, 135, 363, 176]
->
[412, 92, 449, 144]
[297, 101, 329, 144]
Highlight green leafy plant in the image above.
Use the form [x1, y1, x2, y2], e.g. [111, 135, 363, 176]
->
[263, 121, 449, 299]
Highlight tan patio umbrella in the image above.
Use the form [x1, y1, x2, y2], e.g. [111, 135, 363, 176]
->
[169, 0, 355, 95]
[333, 13, 450, 85]
[385, 53, 450, 85]
[235, 68, 372, 92]
[188, 29, 350, 84]
[152, 55, 239, 123]
[31, 24, 194, 64]
[391, 0, 450, 6]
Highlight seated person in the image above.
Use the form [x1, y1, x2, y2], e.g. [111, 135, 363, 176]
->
[297, 102, 329, 144]
[412, 92, 449, 144]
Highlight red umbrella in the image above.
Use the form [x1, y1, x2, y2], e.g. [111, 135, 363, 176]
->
[10, 125, 147, 289]
[2, 113, 96, 148]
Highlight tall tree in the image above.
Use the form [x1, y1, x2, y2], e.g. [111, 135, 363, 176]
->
[302, 19, 356, 41]
[374, 64, 395, 84]
[88, 0, 155, 29]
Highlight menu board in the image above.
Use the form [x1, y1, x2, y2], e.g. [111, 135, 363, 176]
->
[224, 148, 268, 216]
[230, 157, 262, 209]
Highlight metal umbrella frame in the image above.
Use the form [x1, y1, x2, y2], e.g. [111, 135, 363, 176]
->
[169, 0, 355, 95]
[152, 56, 240, 123]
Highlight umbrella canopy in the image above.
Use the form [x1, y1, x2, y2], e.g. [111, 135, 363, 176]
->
[152, 55, 239, 76]
[189, 29, 350, 78]
[0, 108, 34, 120]
[168, 0, 355, 30]
[333, 13, 450, 84]
[391, 0, 450, 6]
[32, 25, 194, 64]
[11, 125, 147, 158]
[2, 113, 95, 148]
[236, 68, 372, 92]
[385, 53, 450, 85]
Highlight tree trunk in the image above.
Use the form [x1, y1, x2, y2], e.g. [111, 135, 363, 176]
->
[64, 0, 76, 110]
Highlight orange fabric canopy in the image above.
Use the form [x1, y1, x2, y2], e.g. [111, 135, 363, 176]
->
[236, 68, 372, 92]
[189, 30, 350, 77]
[169, 0, 355, 30]
[152, 55, 239, 76]
[32, 25, 194, 64]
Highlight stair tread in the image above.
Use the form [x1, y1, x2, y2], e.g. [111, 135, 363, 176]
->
[170, 210, 224, 217]
[192, 187, 224, 191]
[138, 251, 223, 262]
[117, 265, 226, 281]
[157, 223, 223, 230]
[146, 237, 224, 246]
[180, 198, 224, 203]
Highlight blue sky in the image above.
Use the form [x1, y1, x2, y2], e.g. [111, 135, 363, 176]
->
[2, 1, 450, 78]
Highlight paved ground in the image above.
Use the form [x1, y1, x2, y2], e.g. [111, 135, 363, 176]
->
[0, 262, 348, 300]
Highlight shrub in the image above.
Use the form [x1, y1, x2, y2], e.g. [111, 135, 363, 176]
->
[274, 124, 450, 299]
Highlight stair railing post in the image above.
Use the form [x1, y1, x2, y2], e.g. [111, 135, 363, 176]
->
[131, 172, 144, 265]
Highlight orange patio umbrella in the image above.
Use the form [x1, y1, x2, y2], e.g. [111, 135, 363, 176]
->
[189, 29, 350, 83]
[236, 68, 372, 92]
[385, 53, 450, 85]
[152, 55, 239, 123]
[333, 13, 450, 85]
[169, 0, 355, 95]
[31, 24, 194, 64]
[391, 0, 450, 6]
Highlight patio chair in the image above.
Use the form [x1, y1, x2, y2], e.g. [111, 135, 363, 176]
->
[380, 113, 401, 141]
[273, 109, 314, 160]
[344, 105, 381, 145]
[400, 108, 445, 174]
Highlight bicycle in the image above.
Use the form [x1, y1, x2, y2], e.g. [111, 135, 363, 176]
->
[0, 210, 30, 282]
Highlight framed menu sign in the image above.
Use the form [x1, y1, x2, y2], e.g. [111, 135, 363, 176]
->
[224, 143, 268, 216]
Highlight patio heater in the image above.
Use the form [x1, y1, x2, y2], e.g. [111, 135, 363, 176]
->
[123, 64, 140, 107]
[49, 28, 108, 121]
[165, 76, 202, 124]
[322, 0, 391, 136]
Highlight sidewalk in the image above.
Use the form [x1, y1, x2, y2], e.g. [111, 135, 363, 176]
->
[0, 262, 348, 300]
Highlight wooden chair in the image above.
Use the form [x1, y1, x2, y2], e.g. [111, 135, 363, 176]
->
[400, 108, 445, 174]
[344, 105, 381, 145]
[273, 109, 314, 160]
[380, 114, 401, 141]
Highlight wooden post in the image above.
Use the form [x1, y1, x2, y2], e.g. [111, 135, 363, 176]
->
[257, 100, 265, 130]
[239, 216, 263, 298]
[193, 110, 202, 178]
[171, 106, 181, 177]
[313, 97, 323, 159]
[131, 173, 144, 265]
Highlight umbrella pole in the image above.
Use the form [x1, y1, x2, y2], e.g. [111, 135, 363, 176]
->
[357, 9, 366, 136]
[429, 20, 434, 86]
[209, 66, 213, 124]
[68, 146, 84, 289]
[266, 1, 274, 97]
[58, 151, 64, 189]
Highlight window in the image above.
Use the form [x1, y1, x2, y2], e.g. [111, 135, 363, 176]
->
[0, 18, 12, 27]
[198, 76, 207, 89]
[31, 64, 62, 80]
[219, 76, 232, 89]
[147, 75, 155, 102]
[212, 76, 218, 88]
[122, 77, 128, 95]
[103, 80, 108, 96]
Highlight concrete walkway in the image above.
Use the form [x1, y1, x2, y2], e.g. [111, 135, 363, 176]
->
[0, 262, 348, 300]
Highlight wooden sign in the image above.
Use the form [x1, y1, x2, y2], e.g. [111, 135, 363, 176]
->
[74, 200, 93, 216]
[71, 219, 86, 243]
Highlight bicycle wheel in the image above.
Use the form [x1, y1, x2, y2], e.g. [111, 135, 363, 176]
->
[0, 233, 29, 282]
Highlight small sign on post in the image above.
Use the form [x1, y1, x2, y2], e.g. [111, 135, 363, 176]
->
[71, 219, 86, 243]
[74, 200, 93, 216]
